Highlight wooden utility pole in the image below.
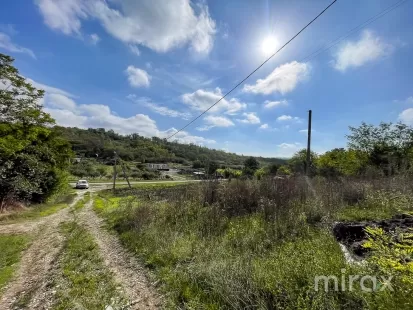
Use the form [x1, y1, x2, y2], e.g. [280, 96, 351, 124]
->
[306, 110, 312, 176]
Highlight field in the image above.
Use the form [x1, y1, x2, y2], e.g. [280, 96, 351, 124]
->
[94, 177, 413, 309]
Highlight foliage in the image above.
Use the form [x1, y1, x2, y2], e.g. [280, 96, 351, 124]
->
[347, 122, 413, 176]
[288, 149, 318, 175]
[362, 227, 413, 308]
[217, 167, 242, 178]
[97, 177, 413, 309]
[0, 53, 72, 208]
[243, 156, 260, 176]
[317, 148, 367, 177]
[58, 127, 286, 167]
[277, 165, 291, 175]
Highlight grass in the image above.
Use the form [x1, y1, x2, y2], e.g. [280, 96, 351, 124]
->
[0, 193, 76, 224]
[52, 221, 126, 310]
[0, 235, 30, 292]
[95, 177, 413, 309]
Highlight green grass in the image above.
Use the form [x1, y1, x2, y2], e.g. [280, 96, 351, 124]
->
[0, 203, 69, 224]
[0, 235, 30, 292]
[337, 190, 413, 221]
[0, 193, 76, 224]
[52, 222, 126, 310]
[94, 180, 413, 309]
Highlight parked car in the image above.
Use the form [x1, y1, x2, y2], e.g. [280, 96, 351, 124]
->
[75, 179, 89, 189]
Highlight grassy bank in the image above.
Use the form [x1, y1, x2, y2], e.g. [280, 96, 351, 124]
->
[0, 193, 76, 224]
[52, 221, 126, 310]
[0, 235, 30, 292]
[95, 177, 413, 309]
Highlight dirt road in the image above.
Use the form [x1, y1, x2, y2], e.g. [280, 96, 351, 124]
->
[0, 190, 160, 309]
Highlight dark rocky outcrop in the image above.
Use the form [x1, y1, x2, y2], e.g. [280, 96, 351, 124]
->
[333, 213, 413, 259]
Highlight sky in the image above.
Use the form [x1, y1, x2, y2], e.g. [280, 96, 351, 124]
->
[1, 0, 413, 158]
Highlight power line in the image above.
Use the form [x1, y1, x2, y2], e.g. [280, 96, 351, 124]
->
[300, 0, 408, 62]
[167, 0, 409, 141]
[166, 0, 338, 140]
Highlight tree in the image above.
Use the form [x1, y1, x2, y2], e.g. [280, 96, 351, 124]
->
[267, 163, 280, 175]
[288, 149, 318, 175]
[0, 53, 72, 209]
[243, 157, 260, 176]
[206, 161, 219, 175]
[347, 122, 413, 153]
[317, 148, 367, 177]
[347, 122, 413, 174]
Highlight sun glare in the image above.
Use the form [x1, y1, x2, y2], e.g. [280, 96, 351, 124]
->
[261, 36, 278, 56]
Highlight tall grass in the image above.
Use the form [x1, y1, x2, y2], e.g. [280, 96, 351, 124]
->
[99, 176, 413, 309]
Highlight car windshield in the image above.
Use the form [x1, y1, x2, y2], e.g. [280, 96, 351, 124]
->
[78, 181, 87, 184]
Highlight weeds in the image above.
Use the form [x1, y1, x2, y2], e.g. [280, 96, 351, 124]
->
[52, 222, 126, 310]
[0, 235, 29, 291]
[96, 176, 413, 309]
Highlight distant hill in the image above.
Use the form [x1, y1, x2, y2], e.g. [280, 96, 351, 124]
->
[57, 127, 286, 167]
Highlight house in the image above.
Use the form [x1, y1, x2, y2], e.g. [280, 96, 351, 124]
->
[146, 163, 169, 171]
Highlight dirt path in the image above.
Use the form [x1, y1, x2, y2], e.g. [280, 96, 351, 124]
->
[77, 195, 162, 309]
[0, 192, 85, 310]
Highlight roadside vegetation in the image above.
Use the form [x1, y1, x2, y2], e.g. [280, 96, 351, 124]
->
[0, 235, 30, 292]
[96, 177, 413, 309]
[92, 122, 413, 309]
[0, 193, 76, 224]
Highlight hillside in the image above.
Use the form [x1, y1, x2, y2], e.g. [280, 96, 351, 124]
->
[57, 127, 286, 167]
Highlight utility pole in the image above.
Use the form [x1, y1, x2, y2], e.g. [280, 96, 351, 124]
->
[113, 151, 117, 191]
[306, 110, 312, 176]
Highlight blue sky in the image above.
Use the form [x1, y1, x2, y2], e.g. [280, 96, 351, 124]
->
[1, 0, 413, 157]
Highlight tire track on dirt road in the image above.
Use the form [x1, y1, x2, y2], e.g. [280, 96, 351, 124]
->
[77, 195, 162, 309]
[0, 192, 85, 310]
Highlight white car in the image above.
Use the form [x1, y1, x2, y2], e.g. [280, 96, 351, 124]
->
[75, 180, 89, 189]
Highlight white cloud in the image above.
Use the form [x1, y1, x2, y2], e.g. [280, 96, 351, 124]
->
[127, 96, 191, 120]
[394, 96, 413, 105]
[0, 32, 36, 59]
[129, 44, 140, 56]
[182, 88, 246, 115]
[237, 112, 260, 124]
[258, 123, 278, 131]
[275, 142, 303, 157]
[125, 66, 151, 88]
[29, 78, 213, 145]
[26, 78, 74, 98]
[243, 61, 310, 95]
[332, 30, 393, 72]
[277, 115, 301, 122]
[398, 108, 413, 125]
[264, 99, 288, 109]
[47, 93, 77, 110]
[35, 0, 86, 35]
[204, 115, 234, 127]
[35, 0, 216, 55]
[90, 33, 100, 45]
[196, 115, 235, 131]
[299, 129, 316, 134]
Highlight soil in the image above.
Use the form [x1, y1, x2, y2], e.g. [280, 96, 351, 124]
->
[0, 190, 161, 309]
[333, 213, 413, 258]
[77, 196, 161, 310]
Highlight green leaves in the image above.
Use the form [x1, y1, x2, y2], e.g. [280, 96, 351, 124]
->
[0, 53, 72, 207]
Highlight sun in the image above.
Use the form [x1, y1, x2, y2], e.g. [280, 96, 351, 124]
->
[261, 36, 278, 56]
